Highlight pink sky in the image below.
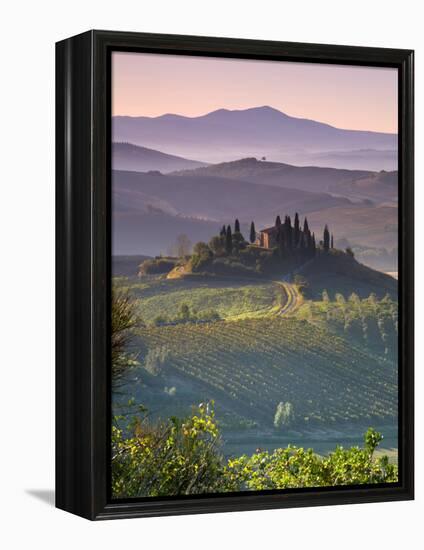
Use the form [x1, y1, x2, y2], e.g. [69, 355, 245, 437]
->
[112, 52, 398, 134]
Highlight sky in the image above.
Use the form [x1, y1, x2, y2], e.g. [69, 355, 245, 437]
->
[112, 52, 398, 134]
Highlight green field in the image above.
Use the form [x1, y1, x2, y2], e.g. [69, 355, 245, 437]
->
[116, 276, 285, 323]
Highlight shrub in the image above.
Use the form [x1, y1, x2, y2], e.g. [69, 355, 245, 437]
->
[111, 288, 141, 388]
[112, 403, 230, 498]
[138, 258, 178, 275]
[227, 428, 398, 490]
[112, 404, 398, 498]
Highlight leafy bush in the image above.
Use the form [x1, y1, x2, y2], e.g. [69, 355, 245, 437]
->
[112, 402, 229, 498]
[111, 288, 141, 388]
[112, 404, 397, 498]
[138, 257, 179, 275]
[227, 427, 397, 490]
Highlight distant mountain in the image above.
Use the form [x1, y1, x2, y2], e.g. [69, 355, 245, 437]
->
[112, 106, 397, 169]
[112, 142, 207, 173]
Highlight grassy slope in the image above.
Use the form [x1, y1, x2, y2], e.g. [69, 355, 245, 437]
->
[300, 251, 397, 300]
[117, 277, 285, 323]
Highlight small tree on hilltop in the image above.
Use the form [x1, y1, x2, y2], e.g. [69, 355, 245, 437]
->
[234, 219, 241, 233]
[250, 221, 256, 244]
[275, 215, 282, 228]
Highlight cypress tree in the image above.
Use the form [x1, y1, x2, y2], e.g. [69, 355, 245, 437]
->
[220, 225, 226, 237]
[275, 215, 282, 228]
[303, 217, 309, 235]
[331, 233, 334, 249]
[323, 225, 330, 252]
[278, 226, 285, 256]
[250, 221, 256, 244]
[312, 232, 316, 255]
[284, 216, 293, 249]
[294, 212, 300, 247]
[235, 219, 240, 233]
[225, 225, 232, 254]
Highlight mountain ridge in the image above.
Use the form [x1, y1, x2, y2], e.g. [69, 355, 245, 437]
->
[112, 105, 397, 169]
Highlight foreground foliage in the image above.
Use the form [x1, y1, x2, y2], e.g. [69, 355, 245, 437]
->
[111, 288, 142, 388]
[112, 404, 398, 498]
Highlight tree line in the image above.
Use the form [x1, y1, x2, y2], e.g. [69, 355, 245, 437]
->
[217, 214, 334, 256]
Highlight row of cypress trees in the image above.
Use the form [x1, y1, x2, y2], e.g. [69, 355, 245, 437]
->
[219, 215, 334, 255]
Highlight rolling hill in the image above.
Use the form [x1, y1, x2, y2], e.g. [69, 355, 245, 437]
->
[112, 169, 352, 255]
[112, 142, 208, 173]
[112, 106, 397, 169]
[327, 170, 398, 203]
[173, 156, 396, 202]
[304, 205, 397, 250]
[298, 250, 397, 300]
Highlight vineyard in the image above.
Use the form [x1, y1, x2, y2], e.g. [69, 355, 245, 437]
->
[129, 315, 397, 431]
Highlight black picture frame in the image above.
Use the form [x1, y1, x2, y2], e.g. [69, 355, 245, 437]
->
[56, 29, 414, 520]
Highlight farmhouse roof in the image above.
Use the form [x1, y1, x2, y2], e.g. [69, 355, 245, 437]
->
[260, 226, 279, 234]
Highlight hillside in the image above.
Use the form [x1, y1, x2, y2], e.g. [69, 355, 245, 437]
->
[114, 250, 398, 454]
[299, 250, 397, 299]
[173, 157, 373, 195]
[112, 169, 352, 255]
[128, 315, 397, 431]
[112, 106, 397, 169]
[112, 255, 151, 277]
[328, 170, 398, 203]
[306, 148, 397, 172]
[304, 205, 397, 250]
[112, 142, 207, 173]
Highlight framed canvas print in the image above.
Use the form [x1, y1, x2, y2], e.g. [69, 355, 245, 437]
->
[56, 30, 414, 520]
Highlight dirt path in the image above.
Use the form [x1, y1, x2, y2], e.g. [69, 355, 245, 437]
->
[276, 281, 302, 316]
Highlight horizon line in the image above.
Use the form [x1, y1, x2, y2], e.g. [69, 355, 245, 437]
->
[111, 105, 397, 135]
